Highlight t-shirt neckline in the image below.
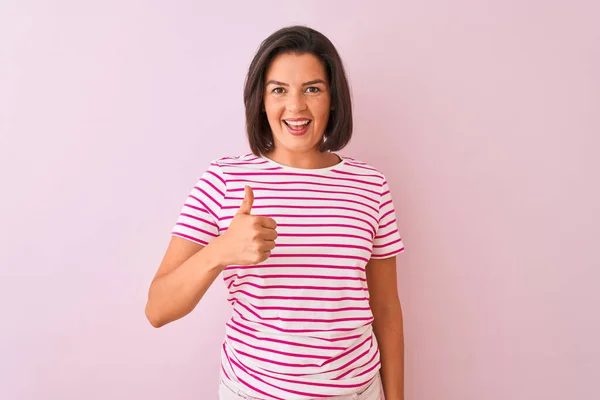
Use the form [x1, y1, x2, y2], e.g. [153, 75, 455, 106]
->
[261, 153, 345, 173]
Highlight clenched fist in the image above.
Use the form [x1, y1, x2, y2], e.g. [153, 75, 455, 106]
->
[218, 186, 277, 266]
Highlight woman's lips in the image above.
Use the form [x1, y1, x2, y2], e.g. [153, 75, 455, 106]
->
[283, 120, 311, 136]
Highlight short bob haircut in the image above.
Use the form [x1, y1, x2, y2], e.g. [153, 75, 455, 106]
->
[243, 26, 353, 156]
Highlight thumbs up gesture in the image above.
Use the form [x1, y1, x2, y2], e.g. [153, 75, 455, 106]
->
[219, 186, 278, 266]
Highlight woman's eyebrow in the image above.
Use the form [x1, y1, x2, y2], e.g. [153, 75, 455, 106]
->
[302, 79, 327, 86]
[265, 79, 327, 86]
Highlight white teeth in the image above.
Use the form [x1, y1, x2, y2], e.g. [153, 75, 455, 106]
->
[285, 120, 310, 127]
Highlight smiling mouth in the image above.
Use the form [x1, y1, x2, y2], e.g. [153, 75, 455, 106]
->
[282, 119, 312, 135]
[283, 119, 312, 129]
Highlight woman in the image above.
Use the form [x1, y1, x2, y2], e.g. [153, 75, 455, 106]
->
[145, 26, 405, 400]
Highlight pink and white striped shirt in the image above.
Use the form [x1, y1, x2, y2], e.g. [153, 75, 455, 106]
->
[171, 153, 405, 399]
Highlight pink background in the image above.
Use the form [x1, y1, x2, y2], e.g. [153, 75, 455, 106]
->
[1, 1, 598, 399]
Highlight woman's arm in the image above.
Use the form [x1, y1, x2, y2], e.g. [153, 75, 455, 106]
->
[366, 256, 405, 400]
[144, 235, 228, 328]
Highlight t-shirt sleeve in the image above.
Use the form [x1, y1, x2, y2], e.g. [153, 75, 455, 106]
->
[370, 176, 405, 259]
[171, 161, 227, 246]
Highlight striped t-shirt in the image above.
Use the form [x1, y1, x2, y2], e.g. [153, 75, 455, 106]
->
[171, 153, 405, 399]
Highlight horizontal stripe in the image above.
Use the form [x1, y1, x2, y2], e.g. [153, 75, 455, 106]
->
[233, 309, 370, 334]
[230, 281, 368, 292]
[276, 232, 372, 243]
[228, 318, 363, 344]
[227, 299, 371, 313]
[233, 300, 372, 323]
[330, 169, 382, 178]
[223, 273, 367, 282]
[223, 197, 379, 214]
[221, 204, 378, 223]
[344, 161, 379, 172]
[371, 247, 405, 258]
[223, 171, 381, 187]
[219, 213, 376, 233]
[268, 253, 371, 263]
[228, 289, 369, 302]
[372, 238, 403, 249]
[223, 263, 364, 272]
[270, 223, 375, 237]
[220, 160, 269, 166]
[273, 243, 372, 252]
[227, 186, 379, 205]
[227, 178, 381, 196]
[375, 228, 399, 240]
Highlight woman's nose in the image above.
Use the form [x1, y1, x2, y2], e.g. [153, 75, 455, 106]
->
[285, 91, 307, 113]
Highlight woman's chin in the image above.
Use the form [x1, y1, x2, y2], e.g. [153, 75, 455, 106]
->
[273, 132, 321, 150]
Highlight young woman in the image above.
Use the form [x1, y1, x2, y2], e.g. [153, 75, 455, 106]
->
[145, 26, 405, 400]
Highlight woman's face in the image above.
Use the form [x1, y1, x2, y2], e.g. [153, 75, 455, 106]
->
[263, 52, 331, 154]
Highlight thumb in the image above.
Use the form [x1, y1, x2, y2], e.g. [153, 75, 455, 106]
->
[236, 185, 254, 215]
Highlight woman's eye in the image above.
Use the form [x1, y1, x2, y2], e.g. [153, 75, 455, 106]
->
[272, 87, 284, 94]
[306, 87, 321, 93]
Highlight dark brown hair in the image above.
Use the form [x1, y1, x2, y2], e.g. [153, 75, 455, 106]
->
[243, 25, 353, 156]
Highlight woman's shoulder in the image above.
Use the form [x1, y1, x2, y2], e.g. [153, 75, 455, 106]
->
[340, 154, 386, 179]
[203, 153, 272, 174]
[212, 152, 255, 163]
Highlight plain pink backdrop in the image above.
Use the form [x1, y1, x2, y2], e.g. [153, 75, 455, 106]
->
[1, 1, 598, 399]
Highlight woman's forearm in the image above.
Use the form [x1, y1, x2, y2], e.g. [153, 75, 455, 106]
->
[145, 237, 227, 328]
[373, 301, 405, 400]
